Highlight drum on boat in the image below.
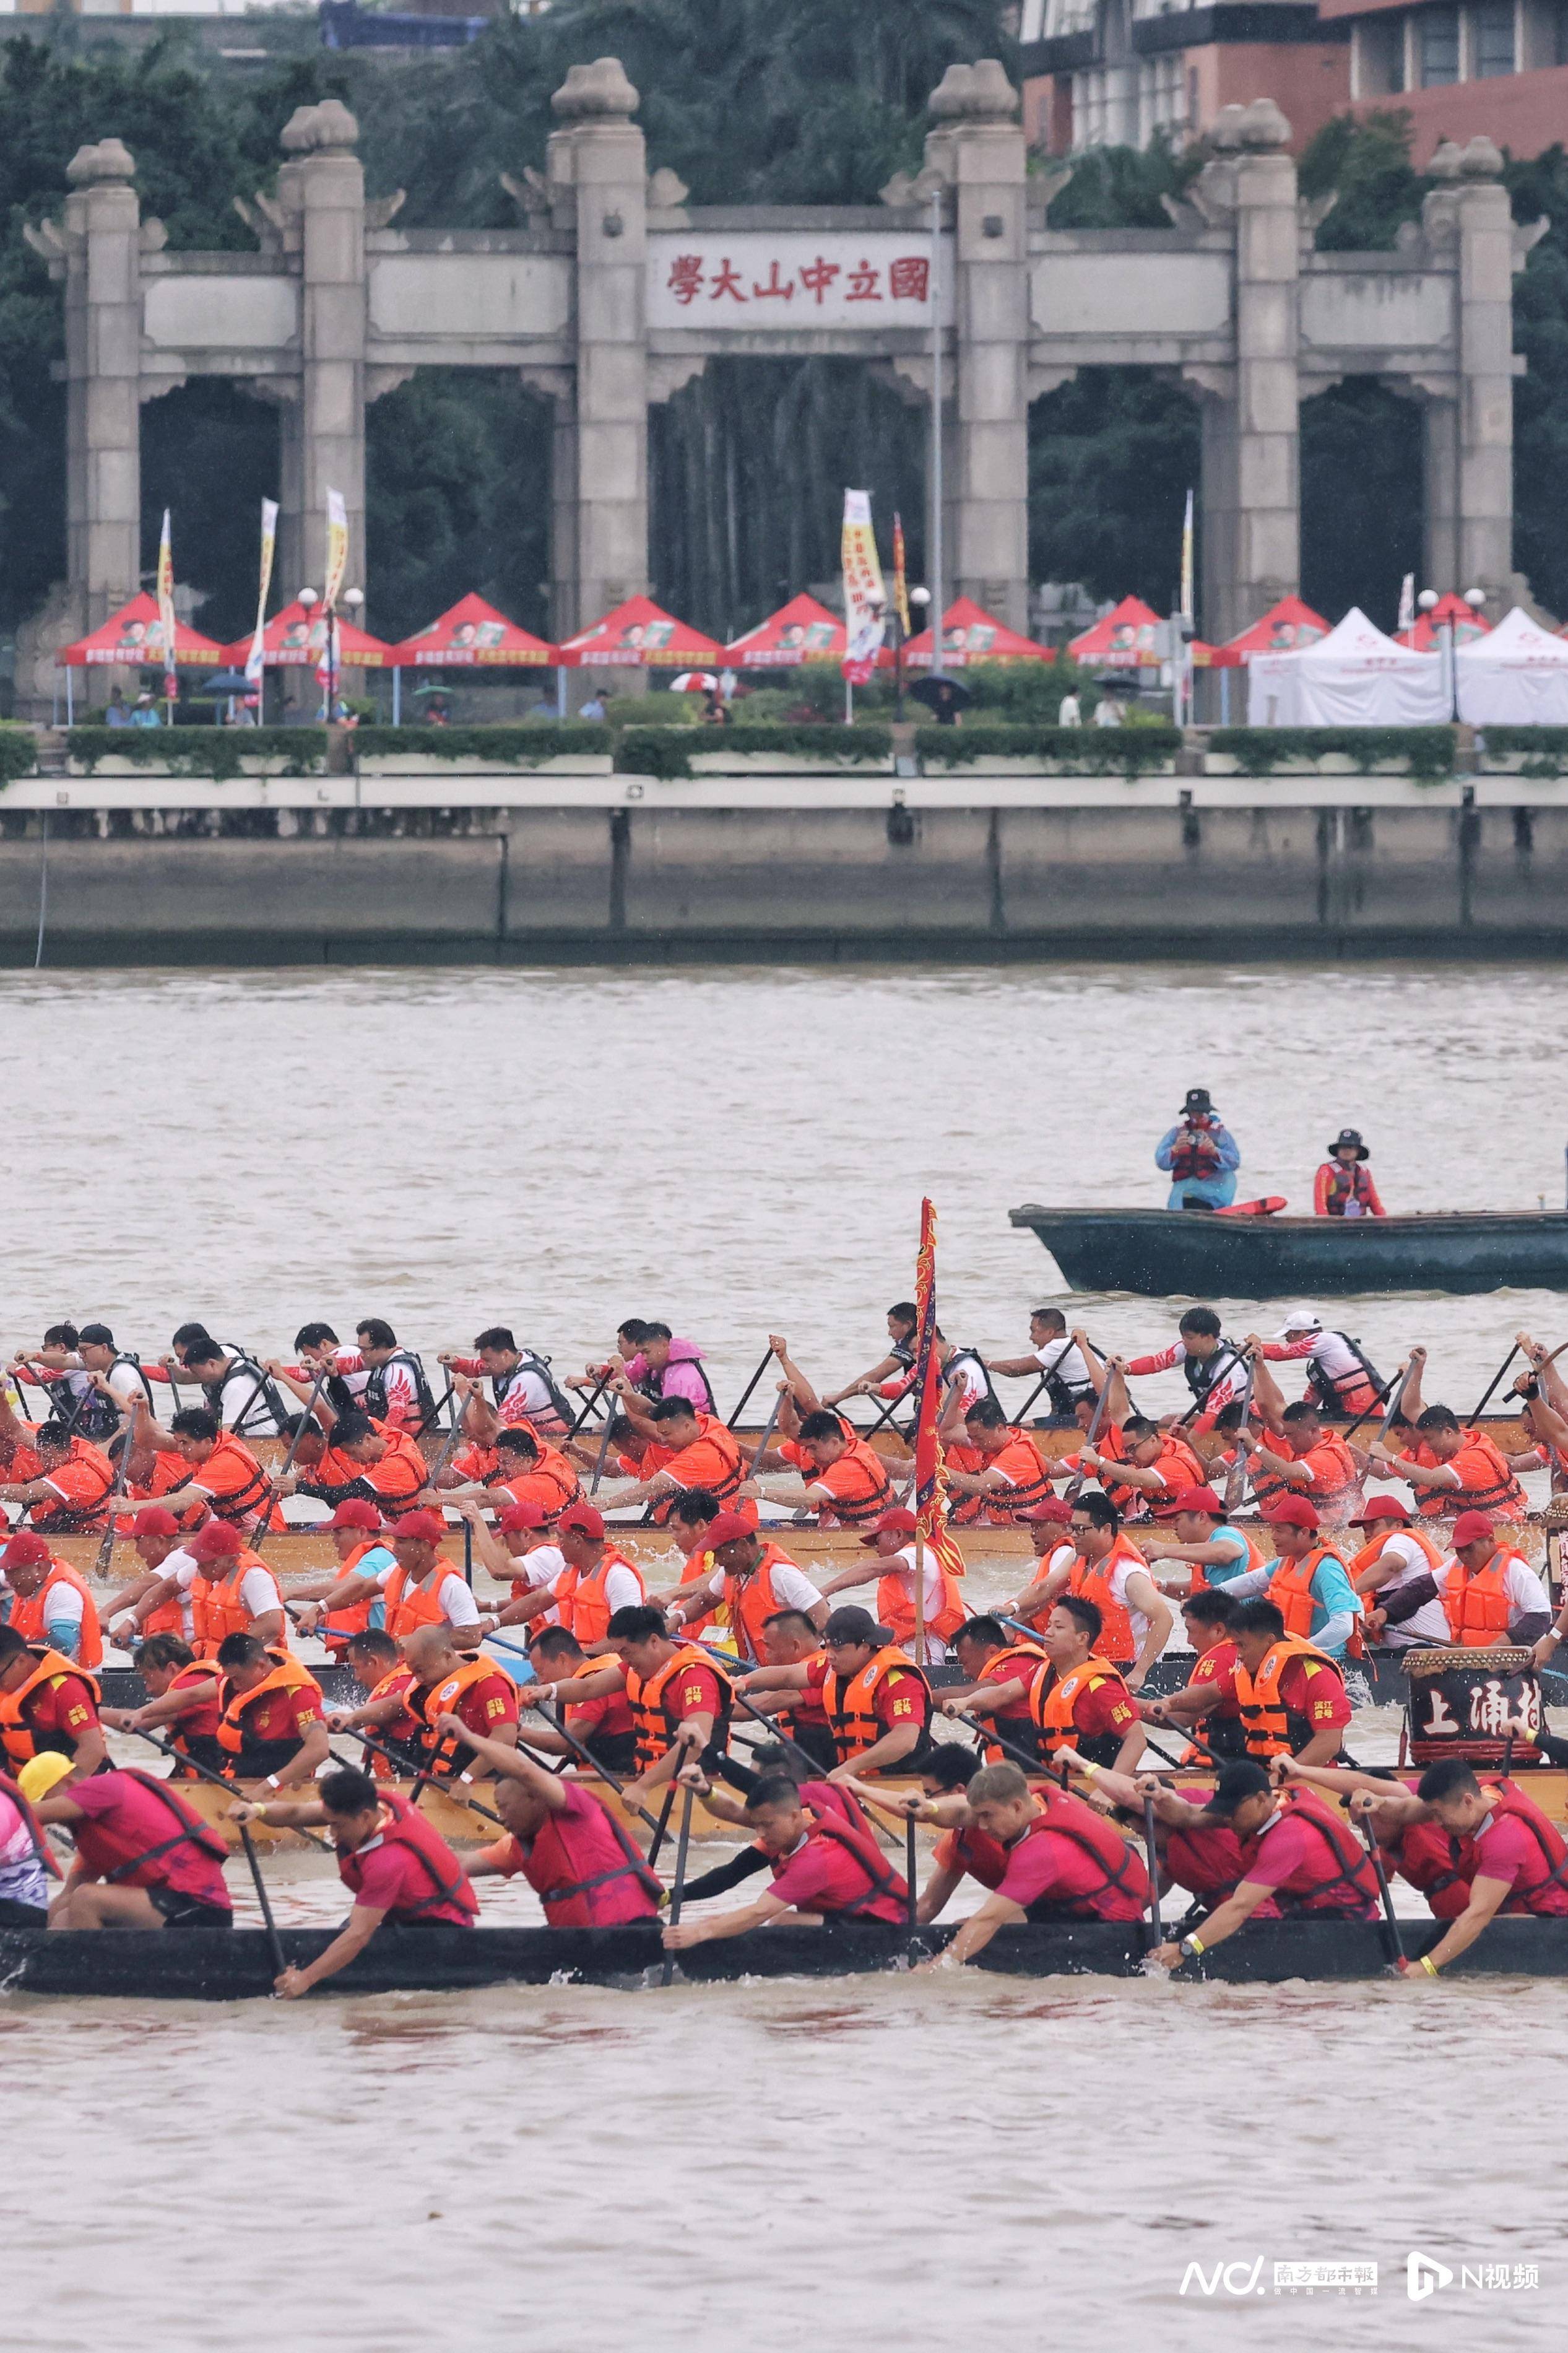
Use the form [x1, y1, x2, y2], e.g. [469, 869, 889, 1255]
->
[1404, 1645, 1543, 1766]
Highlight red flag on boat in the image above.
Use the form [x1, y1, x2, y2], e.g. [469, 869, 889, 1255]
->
[911, 1198, 966, 1594]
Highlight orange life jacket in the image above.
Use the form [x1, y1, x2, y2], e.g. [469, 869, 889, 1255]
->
[163, 1660, 224, 1770]
[724, 1544, 808, 1664]
[1265, 1546, 1347, 1641]
[418, 1653, 516, 1774]
[1233, 1636, 1342, 1759]
[1441, 1549, 1530, 1648]
[1347, 1524, 1445, 1585]
[1027, 1653, 1133, 1764]
[804, 1432, 893, 1528]
[383, 1558, 462, 1640]
[318, 1537, 389, 1653]
[625, 1643, 732, 1773]
[977, 1641, 1049, 1764]
[0, 1648, 102, 1766]
[1066, 1534, 1148, 1667]
[193, 1434, 277, 1528]
[820, 1646, 932, 1766]
[651, 1416, 746, 1522]
[191, 1551, 285, 1659]
[25, 1435, 116, 1531]
[1411, 1429, 1529, 1523]
[7, 1559, 103, 1670]
[1186, 1523, 1268, 1596]
[950, 1430, 1052, 1523]
[553, 1547, 645, 1647]
[363, 1666, 423, 1778]
[877, 1555, 965, 1647]
[215, 1653, 322, 1777]
[1249, 1433, 1361, 1523]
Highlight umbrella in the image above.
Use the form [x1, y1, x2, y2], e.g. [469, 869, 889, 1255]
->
[193, 671, 253, 696]
[670, 671, 719, 692]
[909, 674, 973, 713]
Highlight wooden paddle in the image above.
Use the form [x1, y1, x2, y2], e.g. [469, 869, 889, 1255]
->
[660, 1781, 696, 1986]
[1063, 1378, 1112, 1505]
[566, 1371, 611, 1440]
[329, 1732, 508, 1826]
[1140, 1790, 1163, 1955]
[1222, 1350, 1257, 1517]
[1355, 1811, 1406, 1972]
[726, 1349, 776, 1431]
[249, 1367, 330, 1555]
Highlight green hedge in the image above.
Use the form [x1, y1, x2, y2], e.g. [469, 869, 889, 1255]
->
[66, 725, 327, 781]
[1475, 725, 1568, 779]
[916, 723, 1181, 776]
[355, 723, 606, 765]
[1209, 726, 1457, 782]
[615, 723, 892, 778]
[0, 728, 37, 785]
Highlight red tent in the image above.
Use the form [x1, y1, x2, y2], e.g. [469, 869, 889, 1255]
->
[220, 599, 393, 670]
[1395, 592, 1492, 651]
[558, 595, 724, 669]
[56, 591, 223, 669]
[1200, 594, 1330, 669]
[386, 593, 557, 668]
[1068, 596, 1164, 669]
[724, 593, 845, 667]
[900, 596, 1050, 668]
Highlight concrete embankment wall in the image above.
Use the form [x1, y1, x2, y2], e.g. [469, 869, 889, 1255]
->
[1, 772, 1564, 962]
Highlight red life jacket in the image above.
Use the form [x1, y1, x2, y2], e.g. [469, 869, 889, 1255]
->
[504, 1791, 663, 1928]
[1237, 1790, 1379, 1915]
[73, 1769, 232, 1899]
[1004, 1798, 1150, 1922]
[771, 1790, 910, 1923]
[337, 1792, 479, 1925]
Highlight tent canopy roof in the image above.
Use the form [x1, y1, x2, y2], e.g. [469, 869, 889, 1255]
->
[57, 590, 224, 668]
[1397, 591, 1492, 651]
[559, 594, 724, 666]
[1068, 595, 1163, 666]
[220, 599, 394, 669]
[724, 593, 846, 666]
[1455, 605, 1568, 668]
[1205, 593, 1330, 668]
[1254, 606, 1437, 674]
[901, 595, 1049, 666]
[387, 592, 557, 666]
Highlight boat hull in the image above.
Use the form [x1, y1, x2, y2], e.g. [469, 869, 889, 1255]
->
[1010, 1204, 1568, 1298]
[2, 1914, 1564, 1998]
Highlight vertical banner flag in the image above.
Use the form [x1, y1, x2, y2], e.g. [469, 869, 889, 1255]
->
[1180, 487, 1195, 627]
[1178, 487, 1195, 725]
[322, 487, 349, 705]
[892, 510, 911, 638]
[840, 489, 886, 685]
[911, 1196, 968, 1609]
[1397, 572, 1416, 639]
[245, 497, 279, 687]
[156, 508, 178, 704]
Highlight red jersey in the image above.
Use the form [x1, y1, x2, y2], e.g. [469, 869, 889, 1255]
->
[66, 1770, 230, 1908]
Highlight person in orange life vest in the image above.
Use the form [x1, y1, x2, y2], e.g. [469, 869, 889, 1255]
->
[438, 1325, 570, 1438]
[0, 1622, 106, 1777]
[738, 1604, 932, 1784]
[1367, 1380, 1531, 1524]
[449, 1497, 568, 1635]
[336, 1509, 483, 1648]
[456, 1717, 663, 1926]
[945, 1398, 1054, 1526]
[212, 1633, 328, 1789]
[1236, 1361, 1363, 1527]
[1151, 1757, 1379, 1968]
[995, 1498, 1078, 1633]
[666, 1511, 825, 1659]
[644, 1488, 730, 1637]
[400, 1622, 519, 1779]
[1431, 1510, 1551, 1650]
[1026, 1492, 1172, 1690]
[1135, 1587, 1251, 1762]
[528, 1605, 730, 1807]
[437, 1424, 583, 1521]
[938, 1614, 1049, 1764]
[1227, 1597, 1351, 1764]
[1373, 1759, 1568, 1981]
[135, 1519, 288, 1657]
[236, 1764, 478, 1998]
[505, 1623, 640, 1777]
[2, 1531, 102, 1666]
[812, 1506, 959, 1663]
[100, 1631, 228, 1777]
[817, 1301, 921, 1410]
[136, 1404, 283, 1534]
[269, 1379, 428, 1516]
[773, 1407, 894, 1529]
[287, 1500, 397, 1652]
[0, 1419, 115, 1533]
[1220, 1495, 1362, 1659]
[662, 1770, 912, 1953]
[1345, 1495, 1451, 1651]
[21, 1750, 233, 1931]
[102, 1507, 194, 1646]
[1314, 1129, 1386, 1219]
[1068, 1411, 1205, 1527]
[325, 1627, 427, 1775]
[1010, 1595, 1147, 1773]
[596, 1396, 747, 1523]
[929, 1761, 1152, 1968]
[1137, 1485, 1258, 1596]
[727, 1609, 839, 1774]
[482, 1503, 644, 1653]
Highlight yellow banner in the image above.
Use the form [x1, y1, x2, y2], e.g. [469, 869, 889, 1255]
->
[324, 486, 348, 612]
[245, 497, 278, 685]
[156, 508, 177, 688]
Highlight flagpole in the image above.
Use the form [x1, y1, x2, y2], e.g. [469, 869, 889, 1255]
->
[929, 187, 945, 683]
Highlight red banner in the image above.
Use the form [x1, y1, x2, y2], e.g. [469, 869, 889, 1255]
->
[911, 1197, 966, 1586]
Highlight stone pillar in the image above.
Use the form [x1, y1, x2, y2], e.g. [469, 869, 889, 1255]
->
[1192, 102, 1301, 644]
[922, 61, 1031, 633]
[61, 139, 142, 632]
[279, 101, 366, 598]
[548, 59, 649, 637]
[1420, 137, 1515, 607]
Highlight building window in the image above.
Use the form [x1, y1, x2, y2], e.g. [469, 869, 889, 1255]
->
[1357, 12, 1406, 92]
[1473, 0, 1516, 71]
[1419, 2, 1460, 77]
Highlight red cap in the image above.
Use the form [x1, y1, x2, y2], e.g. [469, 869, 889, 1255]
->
[2, 1532, 50, 1569]
[705, 1510, 759, 1549]
[859, 1506, 918, 1547]
[130, 1507, 180, 1538]
[558, 1503, 605, 1541]
[1021, 1499, 1072, 1525]
[188, 1521, 243, 1561]
[1169, 1485, 1225, 1518]
[1262, 1495, 1320, 1531]
[498, 1501, 547, 1534]
[1351, 1496, 1410, 1528]
[389, 1510, 447, 1544]
[328, 1499, 383, 1533]
[1452, 1509, 1496, 1548]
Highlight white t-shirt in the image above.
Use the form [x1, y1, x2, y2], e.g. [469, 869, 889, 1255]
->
[544, 1557, 642, 1617]
[698, 1556, 822, 1612]
[884, 1546, 952, 1664]
[370, 1561, 480, 1629]
[1435, 1553, 1548, 1624]
[1362, 1533, 1449, 1648]
[500, 1542, 570, 1628]
[215, 1362, 287, 1438]
[1032, 1338, 1092, 1394]
[1103, 1549, 1156, 1651]
[946, 1355, 988, 1414]
[104, 1360, 155, 1409]
[174, 1558, 284, 1622]
[36, 1579, 84, 1637]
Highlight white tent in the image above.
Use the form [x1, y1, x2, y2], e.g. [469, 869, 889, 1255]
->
[1247, 606, 1447, 727]
[1455, 606, 1568, 726]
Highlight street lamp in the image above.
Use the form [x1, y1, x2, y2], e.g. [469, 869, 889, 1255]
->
[1419, 586, 1485, 719]
[903, 585, 932, 722]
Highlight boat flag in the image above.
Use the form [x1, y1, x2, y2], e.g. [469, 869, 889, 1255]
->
[840, 489, 886, 685]
[244, 498, 278, 689]
[155, 508, 178, 707]
[911, 1197, 968, 1626]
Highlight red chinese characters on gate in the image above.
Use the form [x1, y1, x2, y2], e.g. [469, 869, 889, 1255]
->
[663, 254, 930, 307]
